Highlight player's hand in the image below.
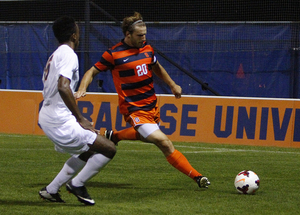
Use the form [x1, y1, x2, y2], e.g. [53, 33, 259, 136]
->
[171, 84, 182, 99]
[77, 117, 98, 133]
[74, 90, 86, 100]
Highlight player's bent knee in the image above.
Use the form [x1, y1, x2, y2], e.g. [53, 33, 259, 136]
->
[98, 142, 116, 159]
[79, 151, 94, 162]
[89, 136, 117, 159]
[154, 139, 174, 155]
[105, 144, 117, 159]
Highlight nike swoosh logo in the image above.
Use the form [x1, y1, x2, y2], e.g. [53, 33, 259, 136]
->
[237, 178, 245, 183]
[123, 58, 129, 62]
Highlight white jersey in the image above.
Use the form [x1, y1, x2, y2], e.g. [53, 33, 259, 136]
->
[39, 44, 79, 126]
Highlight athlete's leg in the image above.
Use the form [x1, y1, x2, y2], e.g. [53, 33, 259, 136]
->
[111, 127, 140, 143]
[141, 126, 203, 180]
[67, 134, 116, 205]
[46, 156, 86, 194]
[44, 134, 116, 195]
[88, 134, 116, 159]
[70, 134, 116, 185]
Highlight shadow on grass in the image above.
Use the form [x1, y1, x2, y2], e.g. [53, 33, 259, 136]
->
[32, 181, 213, 194]
[0, 182, 135, 207]
[33, 182, 135, 190]
[0, 199, 81, 207]
[0, 181, 213, 208]
[86, 181, 134, 189]
[86, 181, 196, 191]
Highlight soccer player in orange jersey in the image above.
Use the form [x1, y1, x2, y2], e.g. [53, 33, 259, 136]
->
[75, 12, 210, 188]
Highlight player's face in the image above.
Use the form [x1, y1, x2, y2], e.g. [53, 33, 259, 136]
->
[130, 26, 146, 48]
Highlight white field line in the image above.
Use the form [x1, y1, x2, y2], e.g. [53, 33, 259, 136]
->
[119, 141, 300, 155]
[1, 134, 300, 155]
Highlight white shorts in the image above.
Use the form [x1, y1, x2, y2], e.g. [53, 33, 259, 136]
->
[137, 123, 160, 138]
[40, 118, 97, 156]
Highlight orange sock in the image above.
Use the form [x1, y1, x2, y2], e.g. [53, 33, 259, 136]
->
[114, 127, 140, 141]
[166, 149, 202, 179]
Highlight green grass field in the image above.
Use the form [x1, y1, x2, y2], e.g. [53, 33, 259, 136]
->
[0, 133, 299, 215]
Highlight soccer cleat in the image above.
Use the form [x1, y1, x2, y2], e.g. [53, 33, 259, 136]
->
[39, 187, 65, 203]
[104, 130, 118, 145]
[194, 176, 211, 188]
[66, 181, 95, 206]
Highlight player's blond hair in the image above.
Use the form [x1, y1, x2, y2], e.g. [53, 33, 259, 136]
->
[122, 12, 145, 36]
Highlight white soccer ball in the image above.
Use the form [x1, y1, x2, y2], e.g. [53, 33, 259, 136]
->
[234, 170, 260, 194]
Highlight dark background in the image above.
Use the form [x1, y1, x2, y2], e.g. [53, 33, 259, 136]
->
[1, 0, 300, 98]
[0, 0, 299, 22]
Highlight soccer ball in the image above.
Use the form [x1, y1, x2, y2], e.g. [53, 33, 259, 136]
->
[234, 170, 260, 194]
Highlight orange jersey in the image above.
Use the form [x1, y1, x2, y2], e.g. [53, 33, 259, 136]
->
[94, 40, 158, 114]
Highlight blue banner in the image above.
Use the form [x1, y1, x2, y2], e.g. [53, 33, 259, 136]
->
[0, 22, 297, 98]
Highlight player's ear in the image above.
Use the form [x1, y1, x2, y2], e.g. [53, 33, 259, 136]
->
[125, 31, 131, 38]
[70, 33, 77, 42]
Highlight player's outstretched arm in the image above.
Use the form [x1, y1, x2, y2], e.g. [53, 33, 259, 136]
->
[152, 61, 182, 99]
[58, 75, 97, 133]
[74, 67, 100, 99]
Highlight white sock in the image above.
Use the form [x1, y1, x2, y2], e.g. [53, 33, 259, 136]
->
[71, 153, 111, 187]
[46, 156, 85, 194]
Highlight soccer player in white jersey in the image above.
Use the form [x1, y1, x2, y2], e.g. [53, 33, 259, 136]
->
[38, 16, 116, 206]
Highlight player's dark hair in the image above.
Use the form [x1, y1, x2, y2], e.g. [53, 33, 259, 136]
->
[52, 16, 77, 44]
[122, 12, 145, 36]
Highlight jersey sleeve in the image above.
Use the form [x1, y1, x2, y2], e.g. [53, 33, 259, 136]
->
[150, 46, 157, 65]
[151, 55, 157, 65]
[94, 49, 114, 71]
[58, 52, 78, 80]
